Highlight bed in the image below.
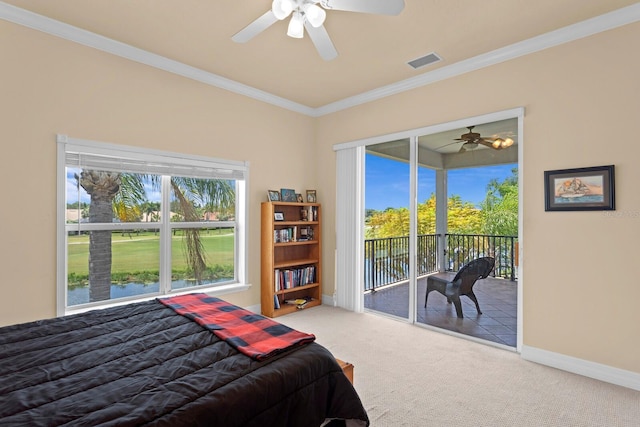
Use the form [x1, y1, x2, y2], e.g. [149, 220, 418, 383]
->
[0, 293, 369, 427]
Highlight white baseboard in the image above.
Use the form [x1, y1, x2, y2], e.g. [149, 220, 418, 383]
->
[321, 293, 335, 307]
[521, 345, 640, 391]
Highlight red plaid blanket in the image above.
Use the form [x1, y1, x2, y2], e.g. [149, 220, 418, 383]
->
[158, 293, 315, 360]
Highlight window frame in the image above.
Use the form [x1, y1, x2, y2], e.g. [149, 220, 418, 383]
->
[56, 135, 250, 316]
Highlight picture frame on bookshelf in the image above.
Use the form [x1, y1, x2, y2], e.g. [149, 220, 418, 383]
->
[299, 226, 313, 240]
[306, 190, 317, 203]
[267, 190, 280, 201]
[280, 188, 297, 202]
[274, 212, 284, 221]
[296, 193, 304, 203]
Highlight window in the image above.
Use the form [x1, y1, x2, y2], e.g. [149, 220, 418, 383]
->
[57, 135, 249, 315]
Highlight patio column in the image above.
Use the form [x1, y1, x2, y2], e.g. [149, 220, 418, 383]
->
[435, 169, 447, 272]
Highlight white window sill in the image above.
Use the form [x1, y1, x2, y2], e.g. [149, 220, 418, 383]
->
[63, 282, 252, 317]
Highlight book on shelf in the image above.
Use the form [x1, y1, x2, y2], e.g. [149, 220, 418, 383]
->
[274, 226, 297, 243]
[273, 265, 316, 292]
[284, 297, 313, 309]
[274, 294, 281, 310]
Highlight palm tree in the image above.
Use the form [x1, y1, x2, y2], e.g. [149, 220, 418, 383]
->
[77, 171, 234, 302]
[77, 170, 126, 302]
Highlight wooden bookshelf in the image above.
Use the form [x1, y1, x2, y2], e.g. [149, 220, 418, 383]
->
[261, 202, 321, 318]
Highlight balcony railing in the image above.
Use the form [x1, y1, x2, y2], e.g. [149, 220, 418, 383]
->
[364, 233, 517, 292]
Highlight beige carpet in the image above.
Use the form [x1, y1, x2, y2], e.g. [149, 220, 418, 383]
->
[278, 305, 640, 427]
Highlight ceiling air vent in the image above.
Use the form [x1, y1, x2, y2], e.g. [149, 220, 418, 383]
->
[407, 52, 441, 70]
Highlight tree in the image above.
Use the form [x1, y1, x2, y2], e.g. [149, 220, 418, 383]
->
[416, 194, 436, 235]
[366, 207, 410, 238]
[78, 170, 128, 302]
[365, 194, 482, 239]
[169, 177, 235, 283]
[447, 195, 482, 234]
[141, 201, 161, 222]
[364, 168, 520, 240]
[480, 168, 518, 236]
[77, 171, 234, 302]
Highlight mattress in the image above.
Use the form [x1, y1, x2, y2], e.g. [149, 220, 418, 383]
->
[0, 296, 369, 427]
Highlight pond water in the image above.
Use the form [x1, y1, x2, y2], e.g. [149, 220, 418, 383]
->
[68, 279, 224, 306]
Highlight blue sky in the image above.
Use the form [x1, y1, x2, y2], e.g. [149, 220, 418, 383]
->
[365, 154, 516, 211]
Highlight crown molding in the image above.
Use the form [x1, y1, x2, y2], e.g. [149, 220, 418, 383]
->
[315, 3, 640, 116]
[0, 2, 315, 116]
[2, 2, 639, 117]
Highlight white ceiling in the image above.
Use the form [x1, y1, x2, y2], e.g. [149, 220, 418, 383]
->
[2, 0, 639, 113]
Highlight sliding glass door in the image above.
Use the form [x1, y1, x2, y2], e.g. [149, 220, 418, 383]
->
[363, 138, 438, 322]
[336, 108, 523, 349]
[363, 139, 412, 320]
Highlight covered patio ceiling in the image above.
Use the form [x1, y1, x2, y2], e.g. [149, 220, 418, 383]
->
[366, 118, 518, 170]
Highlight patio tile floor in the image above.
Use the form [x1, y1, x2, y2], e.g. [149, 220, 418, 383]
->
[364, 273, 517, 347]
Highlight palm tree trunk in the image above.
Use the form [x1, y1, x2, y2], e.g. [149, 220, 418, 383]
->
[171, 181, 206, 283]
[89, 197, 113, 302]
[79, 170, 121, 302]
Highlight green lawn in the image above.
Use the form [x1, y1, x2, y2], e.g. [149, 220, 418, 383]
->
[67, 230, 234, 281]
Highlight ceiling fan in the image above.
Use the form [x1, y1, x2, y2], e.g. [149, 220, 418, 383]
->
[440, 126, 515, 153]
[232, 0, 405, 61]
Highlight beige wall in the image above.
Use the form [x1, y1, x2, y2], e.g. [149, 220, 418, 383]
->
[2, 16, 639, 377]
[316, 23, 640, 374]
[0, 20, 315, 324]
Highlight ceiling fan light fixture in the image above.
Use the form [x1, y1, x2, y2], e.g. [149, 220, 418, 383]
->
[304, 3, 327, 27]
[287, 12, 305, 38]
[502, 137, 514, 148]
[492, 137, 514, 149]
[235, 0, 405, 60]
[272, 0, 294, 20]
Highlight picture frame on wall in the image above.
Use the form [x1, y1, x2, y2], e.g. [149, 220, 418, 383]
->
[267, 190, 280, 202]
[280, 188, 297, 202]
[544, 165, 615, 211]
[306, 190, 317, 203]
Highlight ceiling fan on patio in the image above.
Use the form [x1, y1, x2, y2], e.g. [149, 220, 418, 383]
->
[438, 126, 515, 153]
[231, 0, 405, 61]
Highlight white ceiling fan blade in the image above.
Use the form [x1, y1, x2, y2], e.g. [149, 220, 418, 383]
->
[304, 22, 338, 61]
[232, 10, 279, 43]
[321, 0, 405, 15]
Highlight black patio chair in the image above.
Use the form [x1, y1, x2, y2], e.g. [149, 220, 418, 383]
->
[424, 256, 495, 318]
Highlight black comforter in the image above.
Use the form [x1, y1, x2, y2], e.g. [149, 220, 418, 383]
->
[0, 299, 369, 426]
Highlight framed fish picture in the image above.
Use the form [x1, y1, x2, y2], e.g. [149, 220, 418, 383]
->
[544, 165, 615, 211]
